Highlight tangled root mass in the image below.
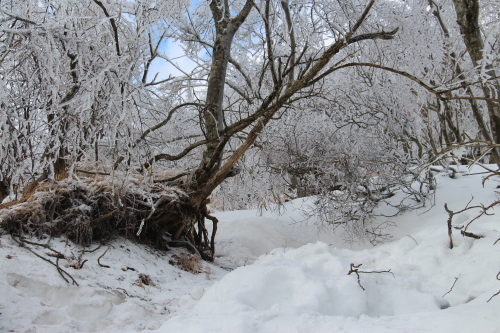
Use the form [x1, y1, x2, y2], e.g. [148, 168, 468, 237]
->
[0, 174, 217, 261]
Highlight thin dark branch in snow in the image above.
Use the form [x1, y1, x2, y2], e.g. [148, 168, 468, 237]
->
[11, 235, 79, 286]
[137, 103, 204, 144]
[405, 235, 419, 246]
[72, 258, 88, 270]
[459, 229, 483, 240]
[348, 263, 366, 291]
[442, 277, 458, 298]
[346, 28, 399, 44]
[98, 247, 111, 268]
[17, 237, 66, 258]
[348, 263, 394, 291]
[154, 172, 190, 184]
[488, 290, 500, 303]
[142, 139, 209, 169]
[347, 0, 376, 36]
[487, 272, 500, 303]
[445, 194, 499, 248]
[117, 287, 130, 297]
[489, 242, 500, 302]
[81, 244, 102, 259]
[82, 244, 102, 253]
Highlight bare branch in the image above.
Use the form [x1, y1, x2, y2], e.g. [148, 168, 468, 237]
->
[0, 10, 37, 25]
[347, 27, 399, 44]
[442, 277, 459, 298]
[347, 0, 376, 37]
[144, 139, 209, 169]
[280, 1, 296, 85]
[138, 103, 204, 143]
[348, 263, 394, 291]
[91, 0, 121, 56]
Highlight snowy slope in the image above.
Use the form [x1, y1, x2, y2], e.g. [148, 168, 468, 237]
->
[0, 237, 228, 332]
[1, 166, 500, 332]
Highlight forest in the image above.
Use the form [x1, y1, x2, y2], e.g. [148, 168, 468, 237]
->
[1, 0, 500, 332]
[0, 0, 499, 270]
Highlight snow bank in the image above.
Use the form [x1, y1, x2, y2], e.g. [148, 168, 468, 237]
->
[160, 166, 500, 333]
[159, 233, 500, 333]
[0, 237, 227, 332]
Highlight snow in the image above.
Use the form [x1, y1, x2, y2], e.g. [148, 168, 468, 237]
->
[1, 166, 500, 332]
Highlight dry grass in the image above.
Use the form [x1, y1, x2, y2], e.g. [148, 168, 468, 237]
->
[169, 250, 204, 274]
[134, 273, 155, 289]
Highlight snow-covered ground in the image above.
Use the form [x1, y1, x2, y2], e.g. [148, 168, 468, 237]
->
[1, 166, 500, 332]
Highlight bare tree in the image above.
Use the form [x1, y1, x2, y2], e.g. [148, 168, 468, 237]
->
[9, 0, 492, 257]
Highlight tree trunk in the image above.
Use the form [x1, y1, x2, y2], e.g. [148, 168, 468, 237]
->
[452, 0, 500, 164]
[0, 180, 9, 203]
[194, 0, 254, 190]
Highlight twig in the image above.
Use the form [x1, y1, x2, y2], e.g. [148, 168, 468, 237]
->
[11, 235, 79, 286]
[494, 238, 500, 245]
[82, 244, 102, 253]
[488, 290, 500, 303]
[75, 169, 111, 176]
[117, 287, 130, 297]
[98, 247, 111, 268]
[487, 272, 500, 303]
[445, 197, 499, 249]
[442, 277, 458, 298]
[77, 259, 88, 269]
[154, 172, 189, 183]
[405, 235, 418, 246]
[348, 263, 365, 291]
[348, 263, 394, 291]
[18, 237, 65, 258]
[460, 229, 483, 239]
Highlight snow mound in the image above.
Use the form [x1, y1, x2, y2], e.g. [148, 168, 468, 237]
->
[158, 232, 500, 333]
[0, 237, 227, 333]
[196, 242, 441, 318]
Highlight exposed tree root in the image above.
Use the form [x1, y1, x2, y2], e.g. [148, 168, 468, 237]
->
[0, 175, 218, 261]
[98, 247, 111, 268]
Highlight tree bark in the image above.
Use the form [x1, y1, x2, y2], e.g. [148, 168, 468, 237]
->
[194, 0, 255, 188]
[452, 0, 500, 164]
